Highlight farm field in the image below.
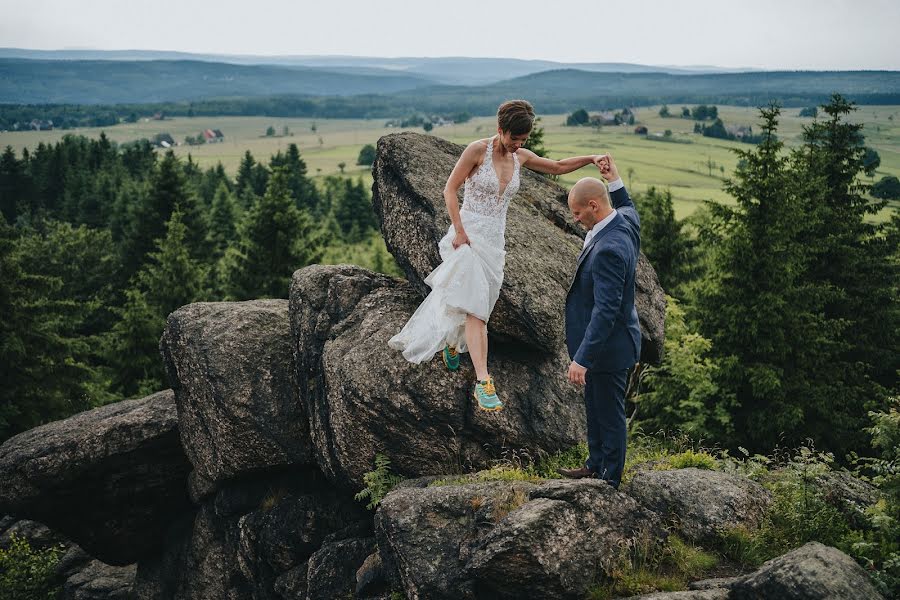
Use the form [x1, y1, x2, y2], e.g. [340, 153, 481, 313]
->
[3, 105, 898, 220]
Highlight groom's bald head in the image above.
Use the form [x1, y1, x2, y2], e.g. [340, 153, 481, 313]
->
[568, 177, 612, 229]
[569, 177, 611, 208]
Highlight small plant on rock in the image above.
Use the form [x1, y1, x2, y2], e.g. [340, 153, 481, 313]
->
[355, 453, 403, 510]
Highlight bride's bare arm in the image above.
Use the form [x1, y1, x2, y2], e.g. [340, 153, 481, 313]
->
[518, 148, 601, 176]
[444, 141, 483, 248]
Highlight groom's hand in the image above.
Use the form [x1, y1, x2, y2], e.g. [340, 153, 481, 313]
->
[596, 154, 620, 183]
[567, 361, 587, 385]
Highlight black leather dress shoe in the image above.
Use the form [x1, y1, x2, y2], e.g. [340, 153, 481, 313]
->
[557, 466, 595, 479]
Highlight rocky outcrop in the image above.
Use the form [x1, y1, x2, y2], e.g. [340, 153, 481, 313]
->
[133, 467, 368, 600]
[305, 536, 377, 600]
[372, 131, 666, 363]
[0, 390, 192, 565]
[624, 591, 730, 600]
[815, 470, 881, 529]
[623, 468, 772, 545]
[376, 478, 666, 599]
[160, 300, 315, 501]
[729, 541, 883, 600]
[290, 264, 588, 490]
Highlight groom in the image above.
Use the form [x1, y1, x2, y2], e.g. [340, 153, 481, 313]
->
[559, 154, 641, 489]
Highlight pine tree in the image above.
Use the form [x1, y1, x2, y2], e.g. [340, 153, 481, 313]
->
[691, 104, 824, 452]
[0, 146, 25, 224]
[332, 178, 377, 242]
[109, 209, 207, 397]
[0, 223, 94, 442]
[222, 168, 323, 299]
[791, 94, 900, 450]
[636, 187, 696, 294]
[207, 182, 239, 260]
[270, 143, 320, 213]
[122, 150, 189, 274]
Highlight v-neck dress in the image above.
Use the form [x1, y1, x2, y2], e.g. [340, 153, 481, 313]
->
[389, 136, 521, 363]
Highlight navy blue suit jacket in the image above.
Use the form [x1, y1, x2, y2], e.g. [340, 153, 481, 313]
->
[565, 185, 641, 372]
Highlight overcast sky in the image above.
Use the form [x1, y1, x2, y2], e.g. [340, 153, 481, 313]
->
[1, 0, 897, 70]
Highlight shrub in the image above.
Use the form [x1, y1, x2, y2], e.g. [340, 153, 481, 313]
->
[0, 533, 64, 600]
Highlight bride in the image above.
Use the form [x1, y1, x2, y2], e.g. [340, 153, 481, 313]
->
[389, 100, 602, 412]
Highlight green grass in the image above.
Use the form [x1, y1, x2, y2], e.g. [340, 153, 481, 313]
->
[2, 105, 898, 221]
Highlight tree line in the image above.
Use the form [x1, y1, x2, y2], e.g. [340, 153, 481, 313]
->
[0, 138, 391, 442]
[631, 95, 898, 461]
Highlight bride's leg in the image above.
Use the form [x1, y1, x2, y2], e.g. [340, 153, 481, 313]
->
[465, 314, 490, 381]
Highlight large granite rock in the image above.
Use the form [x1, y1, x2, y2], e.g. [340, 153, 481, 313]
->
[372, 131, 665, 363]
[160, 300, 315, 500]
[624, 591, 730, 600]
[134, 467, 367, 600]
[623, 468, 772, 545]
[730, 541, 883, 600]
[237, 478, 369, 599]
[376, 478, 666, 600]
[304, 536, 376, 600]
[0, 390, 192, 565]
[61, 558, 136, 600]
[291, 264, 588, 489]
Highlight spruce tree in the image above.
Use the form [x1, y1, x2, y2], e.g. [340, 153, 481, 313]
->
[791, 94, 900, 451]
[270, 144, 320, 213]
[692, 104, 823, 452]
[0, 223, 94, 442]
[332, 178, 377, 242]
[109, 209, 207, 397]
[122, 150, 189, 274]
[222, 168, 323, 299]
[636, 187, 695, 294]
[0, 146, 24, 224]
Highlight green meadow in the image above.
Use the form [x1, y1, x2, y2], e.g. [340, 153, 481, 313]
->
[3, 105, 898, 220]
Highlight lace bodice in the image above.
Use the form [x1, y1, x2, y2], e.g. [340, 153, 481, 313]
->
[461, 135, 520, 221]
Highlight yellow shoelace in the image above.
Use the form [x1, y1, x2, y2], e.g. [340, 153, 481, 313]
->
[483, 378, 496, 396]
[448, 346, 458, 358]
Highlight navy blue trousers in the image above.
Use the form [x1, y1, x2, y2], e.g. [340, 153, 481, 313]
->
[583, 368, 629, 489]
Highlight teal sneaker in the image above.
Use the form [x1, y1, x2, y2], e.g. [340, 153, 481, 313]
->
[474, 377, 503, 412]
[442, 345, 460, 371]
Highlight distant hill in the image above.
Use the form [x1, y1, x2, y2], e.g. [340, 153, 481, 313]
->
[391, 69, 900, 113]
[1, 59, 898, 129]
[0, 48, 756, 86]
[0, 58, 433, 104]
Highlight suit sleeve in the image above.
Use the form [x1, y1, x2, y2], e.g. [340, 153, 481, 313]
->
[573, 248, 626, 369]
[609, 182, 640, 233]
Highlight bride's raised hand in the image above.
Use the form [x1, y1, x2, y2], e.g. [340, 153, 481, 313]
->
[452, 230, 471, 249]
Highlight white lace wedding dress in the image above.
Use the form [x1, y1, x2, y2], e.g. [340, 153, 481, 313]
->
[388, 136, 521, 363]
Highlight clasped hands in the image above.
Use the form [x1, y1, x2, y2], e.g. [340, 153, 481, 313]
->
[593, 153, 618, 181]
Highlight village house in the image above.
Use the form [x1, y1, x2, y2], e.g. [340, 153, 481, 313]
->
[202, 129, 225, 143]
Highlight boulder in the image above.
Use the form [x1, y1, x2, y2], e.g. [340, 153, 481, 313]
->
[62, 559, 136, 600]
[355, 550, 399, 598]
[375, 478, 665, 600]
[160, 300, 315, 499]
[134, 467, 358, 600]
[237, 475, 369, 599]
[729, 541, 884, 600]
[815, 470, 881, 529]
[623, 591, 730, 600]
[290, 264, 588, 489]
[0, 390, 192, 564]
[371, 132, 665, 363]
[623, 468, 771, 544]
[305, 537, 376, 600]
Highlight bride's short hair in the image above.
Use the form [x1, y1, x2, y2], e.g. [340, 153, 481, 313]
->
[497, 100, 535, 136]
